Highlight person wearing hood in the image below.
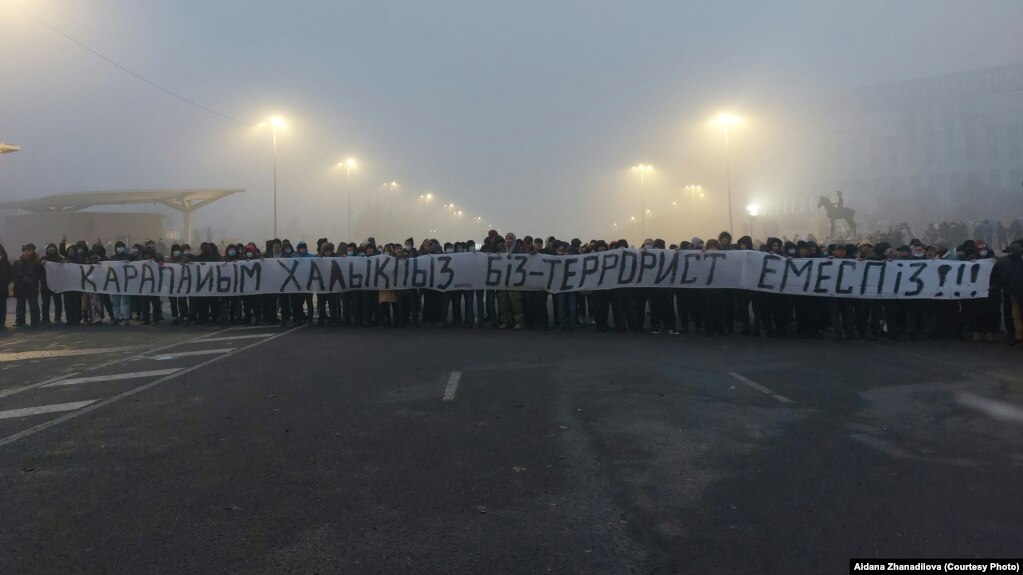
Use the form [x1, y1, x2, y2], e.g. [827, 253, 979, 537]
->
[107, 240, 134, 325]
[39, 243, 64, 325]
[0, 244, 13, 328]
[239, 242, 264, 325]
[495, 233, 525, 330]
[289, 241, 315, 326]
[734, 236, 755, 336]
[164, 243, 189, 326]
[217, 243, 243, 326]
[56, 238, 85, 325]
[1003, 242, 1023, 347]
[647, 239, 677, 334]
[314, 243, 339, 327]
[968, 240, 1000, 343]
[675, 239, 703, 334]
[12, 243, 43, 327]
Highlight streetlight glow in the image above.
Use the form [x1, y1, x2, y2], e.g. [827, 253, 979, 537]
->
[632, 164, 653, 237]
[260, 115, 288, 238]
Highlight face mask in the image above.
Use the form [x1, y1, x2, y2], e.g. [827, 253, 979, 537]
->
[131, 249, 140, 256]
[298, 249, 307, 255]
[405, 243, 413, 249]
[445, 248, 453, 254]
[246, 252, 255, 258]
[172, 250, 181, 257]
[283, 248, 293, 255]
[913, 251, 924, 258]
[979, 249, 989, 257]
[228, 250, 237, 257]
[184, 250, 192, 256]
[116, 247, 126, 254]
[786, 249, 796, 256]
[347, 250, 354, 256]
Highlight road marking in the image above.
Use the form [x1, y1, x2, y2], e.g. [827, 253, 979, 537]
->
[0, 326, 305, 448]
[0, 346, 147, 362]
[191, 334, 275, 343]
[442, 371, 461, 401]
[44, 369, 182, 387]
[726, 372, 794, 404]
[0, 400, 99, 420]
[0, 326, 238, 400]
[957, 392, 1023, 425]
[150, 348, 235, 360]
[228, 325, 283, 331]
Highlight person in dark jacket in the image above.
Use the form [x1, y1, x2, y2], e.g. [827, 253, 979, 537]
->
[40, 243, 64, 324]
[1004, 242, 1023, 347]
[58, 238, 86, 325]
[0, 243, 13, 328]
[13, 244, 43, 327]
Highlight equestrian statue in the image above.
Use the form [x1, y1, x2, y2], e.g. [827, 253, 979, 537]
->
[818, 191, 857, 239]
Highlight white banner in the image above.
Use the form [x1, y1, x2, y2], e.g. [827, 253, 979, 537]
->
[42, 250, 993, 300]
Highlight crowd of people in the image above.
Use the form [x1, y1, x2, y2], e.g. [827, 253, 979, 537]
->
[2, 229, 1023, 347]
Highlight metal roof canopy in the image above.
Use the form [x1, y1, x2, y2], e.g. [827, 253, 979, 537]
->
[0, 142, 21, 154]
[0, 188, 244, 244]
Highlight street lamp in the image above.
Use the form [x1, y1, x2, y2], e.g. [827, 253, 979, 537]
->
[632, 164, 653, 237]
[383, 181, 398, 241]
[443, 203, 456, 240]
[746, 203, 760, 239]
[710, 113, 741, 233]
[419, 193, 433, 237]
[259, 116, 286, 238]
[337, 158, 357, 240]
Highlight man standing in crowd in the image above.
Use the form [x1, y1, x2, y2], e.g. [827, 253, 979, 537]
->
[13, 243, 42, 327]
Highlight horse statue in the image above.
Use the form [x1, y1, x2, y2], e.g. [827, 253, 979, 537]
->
[818, 195, 857, 239]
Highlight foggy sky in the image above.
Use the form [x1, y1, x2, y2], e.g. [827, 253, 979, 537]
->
[2, 0, 1022, 243]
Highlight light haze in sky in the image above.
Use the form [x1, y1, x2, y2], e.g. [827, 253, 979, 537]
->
[2, 0, 1022, 242]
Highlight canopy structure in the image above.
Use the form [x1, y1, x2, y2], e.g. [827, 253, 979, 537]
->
[0, 142, 21, 154]
[0, 188, 243, 244]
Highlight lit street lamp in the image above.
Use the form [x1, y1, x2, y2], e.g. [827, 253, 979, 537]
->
[259, 116, 286, 238]
[383, 181, 398, 241]
[711, 113, 741, 233]
[632, 164, 653, 237]
[746, 203, 760, 239]
[419, 193, 433, 237]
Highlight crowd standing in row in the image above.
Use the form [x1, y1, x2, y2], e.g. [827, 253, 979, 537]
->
[2, 230, 1023, 347]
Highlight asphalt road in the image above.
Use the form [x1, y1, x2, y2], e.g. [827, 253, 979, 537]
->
[0, 310, 1021, 574]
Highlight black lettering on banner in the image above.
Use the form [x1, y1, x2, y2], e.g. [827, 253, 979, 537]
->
[428, 257, 436, 288]
[177, 264, 193, 294]
[412, 257, 427, 288]
[598, 253, 619, 286]
[437, 256, 455, 290]
[328, 261, 345, 291]
[122, 264, 138, 292]
[955, 263, 966, 297]
[637, 251, 658, 283]
[543, 258, 561, 291]
[196, 264, 214, 293]
[579, 255, 599, 288]
[560, 257, 579, 292]
[813, 260, 834, 294]
[934, 263, 952, 297]
[680, 253, 701, 285]
[241, 262, 262, 292]
[780, 258, 813, 291]
[512, 255, 528, 287]
[372, 258, 390, 289]
[103, 267, 120, 292]
[654, 251, 679, 285]
[704, 253, 726, 285]
[893, 262, 904, 294]
[307, 260, 326, 292]
[617, 250, 638, 285]
[348, 260, 363, 289]
[969, 263, 981, 297]
[903, 261, 927, 297]
[485, 256, 501, 287]
[400, 258, 410, 287]
[216, 264, 232, 293]
[278, 259, 302, 291]
[757, 254, 782, 289]
[860, 261, 885, 296]
[158, 265, 174, 294]
[139, 263, 156, 294]
[835, 260, 856, 294]
[392, 256, 400, 286]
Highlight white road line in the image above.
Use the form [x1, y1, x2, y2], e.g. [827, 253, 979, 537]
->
[957, 392, 1023, 425]
[0, 400, 99, 421]
[0, 346, 147, 362]
[191, 334, 275, 343]
[726, 372, 794, 404]
[0, 326, 238, 400]
[227, 325, 284, 331]
[44, 369, 183, 387]
[150, 348, 235, 360]
[0, 326, 305, 448]
[442, 371, 462, 401]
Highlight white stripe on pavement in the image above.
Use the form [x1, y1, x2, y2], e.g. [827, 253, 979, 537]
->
[191, 334, 275, 343]
[726, 372, 794, 404]
[228, 325, 284, 331]
[957, 392, 1023, 425]
[0, 346, 146, 362]
[0, 400, 99, 420]
[44, 369, 182, 387]
[442, 371, 462, 401]
[150, 348, 235, 360]
[0, 325, 304, 448]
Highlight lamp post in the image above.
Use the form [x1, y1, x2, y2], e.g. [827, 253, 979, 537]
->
[383, 181, 398, 241]
[632, 164, 653, 238]
[711, 114, 741, 233]
[443, 203, 456, 241]
[746, 203, 760, 239]
[419, 193, 433, 237]
[337, 158, 357, 241]
[259, 116, 286, 238]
